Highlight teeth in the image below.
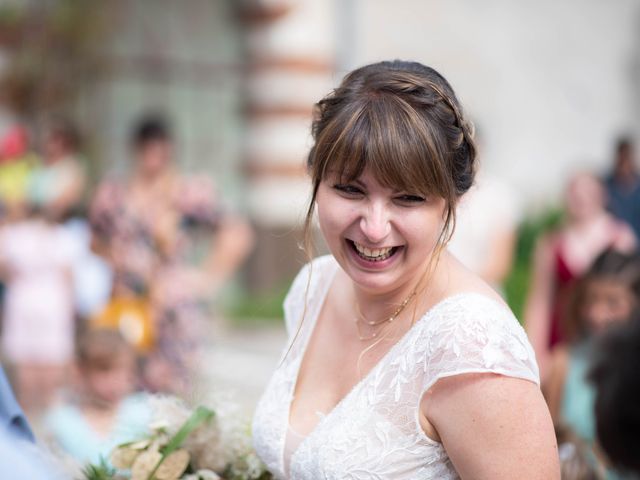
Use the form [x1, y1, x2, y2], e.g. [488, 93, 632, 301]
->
[353, 241, 394, 261]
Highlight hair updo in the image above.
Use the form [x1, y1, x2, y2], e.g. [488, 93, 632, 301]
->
[304, 60, 477, 250]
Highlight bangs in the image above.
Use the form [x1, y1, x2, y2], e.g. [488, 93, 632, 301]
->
[313, 93, 452, 198]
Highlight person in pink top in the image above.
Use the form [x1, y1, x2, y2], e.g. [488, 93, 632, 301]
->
[524, 172, 636, 381]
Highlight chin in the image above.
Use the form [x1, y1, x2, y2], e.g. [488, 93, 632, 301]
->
[335, 247, 409, 294]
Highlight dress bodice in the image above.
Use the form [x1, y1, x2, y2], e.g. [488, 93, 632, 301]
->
[252, 256, 539, 479]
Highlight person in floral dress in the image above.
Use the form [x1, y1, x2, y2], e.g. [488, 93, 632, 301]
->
[90, 115, 254, 394]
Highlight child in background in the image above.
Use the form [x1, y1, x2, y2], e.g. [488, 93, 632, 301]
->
[590, 311, 640, 477]
[44, 329, 149, 467]
[544, 249, 640, 479]
[0, 214, 76, 416]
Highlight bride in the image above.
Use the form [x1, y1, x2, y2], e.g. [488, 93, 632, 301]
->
[252, 60, 559, 479]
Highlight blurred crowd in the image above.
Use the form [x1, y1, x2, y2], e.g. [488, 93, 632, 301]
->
[521, 138, 640, 480]
[450, 136, 640, 479]
[0, 113, 639, 478]
[0, 114, 254, 468]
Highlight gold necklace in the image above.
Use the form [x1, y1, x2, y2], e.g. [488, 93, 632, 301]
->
[354, 290, 417, 341]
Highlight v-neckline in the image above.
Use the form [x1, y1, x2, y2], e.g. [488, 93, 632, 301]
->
[282, 257, 485, 474]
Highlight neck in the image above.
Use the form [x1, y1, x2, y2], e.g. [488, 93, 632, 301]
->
[352, 254, 443, 323]
[81, 393, 119, 412]
[569, 210, 607, 229]
[133, 167, 171, 187]
[354, 284, 417, 323]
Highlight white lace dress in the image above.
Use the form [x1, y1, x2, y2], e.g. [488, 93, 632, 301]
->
[253, 255, 539, 479]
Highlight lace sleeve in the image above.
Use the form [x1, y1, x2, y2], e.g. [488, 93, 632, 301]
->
[419, 293, 540, 394]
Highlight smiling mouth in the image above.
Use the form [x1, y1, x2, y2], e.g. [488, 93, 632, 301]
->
[349, 240, 400, 262]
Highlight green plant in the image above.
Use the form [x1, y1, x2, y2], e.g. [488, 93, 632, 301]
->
[82, 457, 116, 480]
[504, 207, 563, 320]
[224, 283, 290, 324]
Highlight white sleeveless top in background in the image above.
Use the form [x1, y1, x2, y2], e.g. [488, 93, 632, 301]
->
[252, 255, 539, 479]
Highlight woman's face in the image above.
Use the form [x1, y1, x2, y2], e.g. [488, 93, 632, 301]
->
[316, 168, 446, 296]
[565, 173, 605, 221]
[582, 278, 636, 333]
[136, 139, 172, 177]
[83, 356, 135, 405]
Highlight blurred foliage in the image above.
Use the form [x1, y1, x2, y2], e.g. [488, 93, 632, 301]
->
[504, 207, 564, 321]
[0, 0, 111, 121]
[224, 283, 289, 325]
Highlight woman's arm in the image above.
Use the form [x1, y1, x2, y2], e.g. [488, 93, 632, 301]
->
[422, 373, 559, 479]
[542, 346, 569, 425]
[524, 234, 556, 380]
[479, 226, 518, 286]
[203, 215, 255, 293]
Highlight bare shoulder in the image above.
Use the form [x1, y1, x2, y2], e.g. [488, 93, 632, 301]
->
[425, 372, 559, 479]
[439, 252, 505, 306]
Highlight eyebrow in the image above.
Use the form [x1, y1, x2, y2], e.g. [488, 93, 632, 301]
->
[332, 177, 422, 195]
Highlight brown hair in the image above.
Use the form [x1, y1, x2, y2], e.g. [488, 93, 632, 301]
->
[46, 116, 81, 151]
[303, 60, 477, 254]
[282, 61, 477, 365]
[76, 328, 134, 371]
[565, 248, 640, 341]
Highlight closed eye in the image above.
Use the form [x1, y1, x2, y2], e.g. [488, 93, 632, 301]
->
[333, 184, 364, 196]
[395, 194, 426, 204]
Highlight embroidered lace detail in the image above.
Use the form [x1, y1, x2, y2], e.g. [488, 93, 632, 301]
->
[252, 256, 539, 480]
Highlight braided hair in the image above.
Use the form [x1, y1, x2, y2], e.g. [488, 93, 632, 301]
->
[304, 60, 476, 249]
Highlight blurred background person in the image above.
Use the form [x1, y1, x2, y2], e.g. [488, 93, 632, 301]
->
[0, 203, 76, 418]
[32, 119, 115, 324]
[590, 311, 640, 478]
[448, 129, 521, 291]
[0, 427, 60, 480]
[90, 114, 254, 395]
[0, 125, 38, 221]
[604, 137, 640, 240]
[524, 172, 636, 378]
[544, 249, 640, 479]
[28, 117, 87, 222]
[43, 329, 149, 469]
[0, 365, 33, 442]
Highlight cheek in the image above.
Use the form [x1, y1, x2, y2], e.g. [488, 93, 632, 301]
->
[316, 194, 353, 240]
[316, 202, 336, 240]
[407, 210, 445, 246]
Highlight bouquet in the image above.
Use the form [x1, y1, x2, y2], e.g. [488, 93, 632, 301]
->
[82, 395, 272, 480]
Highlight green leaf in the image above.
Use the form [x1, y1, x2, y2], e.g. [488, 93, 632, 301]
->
[82, 456, 116, 480]
[146, 406, 216, 480]
[161, 406, 215, 456]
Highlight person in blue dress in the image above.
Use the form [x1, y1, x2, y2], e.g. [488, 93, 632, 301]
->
[604, 137, 640, 238]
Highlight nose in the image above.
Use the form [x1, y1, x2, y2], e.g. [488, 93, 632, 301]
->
[360, 201, 391, 243]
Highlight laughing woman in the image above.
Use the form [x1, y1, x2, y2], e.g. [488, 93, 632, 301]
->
[253, 61, 559, 479]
